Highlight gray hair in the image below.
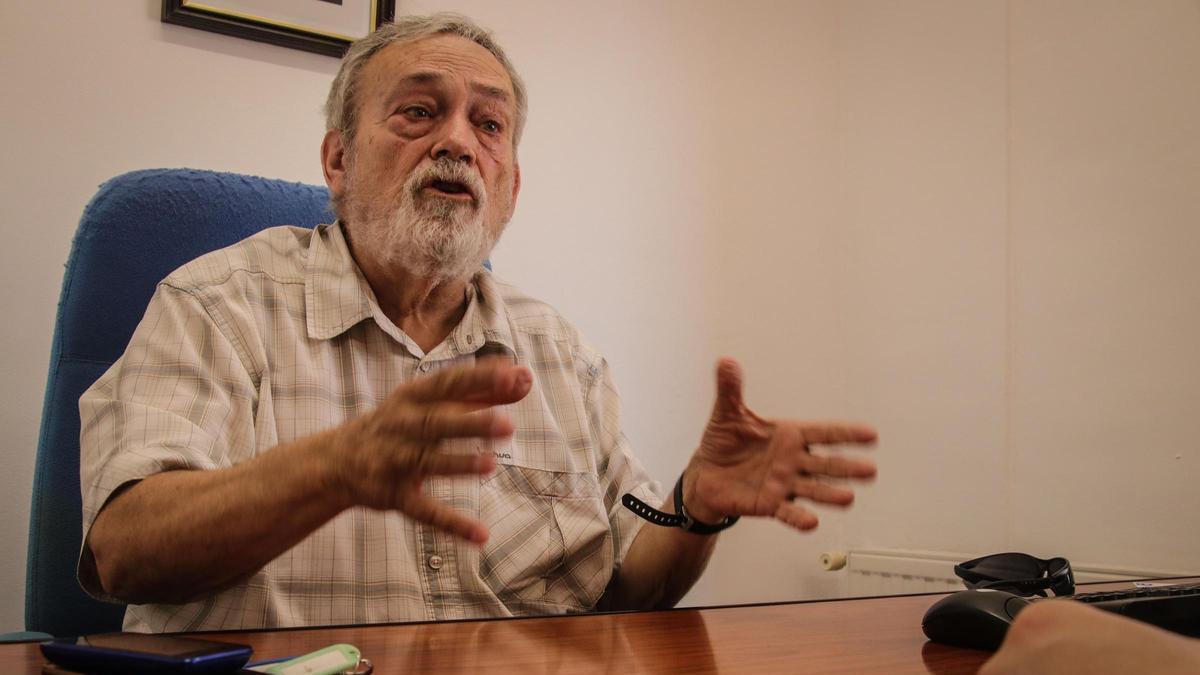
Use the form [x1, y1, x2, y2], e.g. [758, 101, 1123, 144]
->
[324, 12, 528, 150]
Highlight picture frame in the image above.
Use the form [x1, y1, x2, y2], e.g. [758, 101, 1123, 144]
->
[162, 0, 396, 58]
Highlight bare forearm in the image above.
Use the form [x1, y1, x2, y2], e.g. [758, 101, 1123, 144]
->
[599, 495, 718, 611]
[88, 430, 348, 604]
[87, 362, 530, 605]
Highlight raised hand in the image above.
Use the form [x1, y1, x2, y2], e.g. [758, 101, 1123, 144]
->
[327, 360, 532, 543]
[683, 358, 877, 531]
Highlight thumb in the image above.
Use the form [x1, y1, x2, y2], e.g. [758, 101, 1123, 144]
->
[711, 357, 746, 421]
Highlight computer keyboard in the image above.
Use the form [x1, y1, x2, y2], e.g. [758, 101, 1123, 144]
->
[1071, 582, 1200, 637]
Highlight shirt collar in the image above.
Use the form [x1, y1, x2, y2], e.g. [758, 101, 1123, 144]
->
[304, 221, 374, 341]
[304, 222, 516, 359]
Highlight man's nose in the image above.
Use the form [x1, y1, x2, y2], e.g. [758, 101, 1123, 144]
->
[430, 114, 476, 164]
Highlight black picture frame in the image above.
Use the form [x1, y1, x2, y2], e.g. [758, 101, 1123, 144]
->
[162, 0, 396, 58]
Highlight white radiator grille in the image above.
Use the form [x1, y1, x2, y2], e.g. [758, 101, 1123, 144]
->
[837, 549, 1192, 597]
[845, 550, 962, 596]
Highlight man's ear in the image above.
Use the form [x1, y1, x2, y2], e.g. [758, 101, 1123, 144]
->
[321, 129, 348, 202]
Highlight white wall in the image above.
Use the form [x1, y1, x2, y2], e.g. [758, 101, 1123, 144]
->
[826, 0, 1200, 599]
[1006, 0, 1200, 569]
[833, 0, 1012, 562]
[2, 0, 1198, 631]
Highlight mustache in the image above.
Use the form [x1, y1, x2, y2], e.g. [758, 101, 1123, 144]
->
[406, 159, 486, 204]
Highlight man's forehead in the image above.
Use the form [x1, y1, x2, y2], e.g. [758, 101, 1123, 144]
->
[364, 34, 513, 98]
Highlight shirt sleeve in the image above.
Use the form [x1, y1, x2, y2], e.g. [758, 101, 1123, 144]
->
[77, 282, 258, 600]
[584, 355, 664, 573]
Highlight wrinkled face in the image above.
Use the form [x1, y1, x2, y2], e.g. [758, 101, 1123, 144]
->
[324, 34, 521, 282]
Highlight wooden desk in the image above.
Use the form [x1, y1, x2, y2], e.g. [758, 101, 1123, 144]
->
[3, 579, 1185, 674]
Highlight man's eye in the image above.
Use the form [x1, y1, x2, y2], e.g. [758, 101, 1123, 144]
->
[481, 120, 501, 133]
[403, 107, 431, 119]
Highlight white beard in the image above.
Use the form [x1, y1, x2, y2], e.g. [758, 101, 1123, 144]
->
[345, 159, 502, 284]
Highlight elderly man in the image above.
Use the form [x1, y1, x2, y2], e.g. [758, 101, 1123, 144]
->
[79, 13, 877, 632]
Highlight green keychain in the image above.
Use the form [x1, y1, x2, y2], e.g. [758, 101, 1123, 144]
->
[261, 643, 365, 675]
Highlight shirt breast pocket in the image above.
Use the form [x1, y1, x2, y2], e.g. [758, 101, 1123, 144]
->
[479, 461, 613, 613]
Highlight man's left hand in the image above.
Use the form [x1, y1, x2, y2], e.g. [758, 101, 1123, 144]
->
[682, 357, 878, 530]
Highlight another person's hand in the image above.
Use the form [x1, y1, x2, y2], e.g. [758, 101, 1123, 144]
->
[327, 360, 532, 543]
[683, 357, 877, 529]
[981, 598, 1200, 675]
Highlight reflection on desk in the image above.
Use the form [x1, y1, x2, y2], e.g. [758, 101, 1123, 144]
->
[6, 579, 1193, 675]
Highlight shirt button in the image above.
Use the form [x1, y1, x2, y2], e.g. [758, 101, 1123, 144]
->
[466, 335, 474, 345]
[427, 555, 443, 570]
[418, 363, 431, 373]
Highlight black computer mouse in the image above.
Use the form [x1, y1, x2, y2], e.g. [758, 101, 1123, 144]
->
[922, 589, 1032, 651]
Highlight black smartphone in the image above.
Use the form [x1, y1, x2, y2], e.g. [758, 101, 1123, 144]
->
[40, 632, 252, 674]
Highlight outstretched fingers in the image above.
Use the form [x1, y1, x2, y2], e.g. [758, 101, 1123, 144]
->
[714, 358, 746, 410]
[708, 357, 772, 441]
[774, 501, 820, 531]
[388, 402, 516, 442]
[408, 361, 533, 406]
[403, 492, 490, 545]
[797, 421, 878, 446]
[418, 447, 498, 478]
[789, 478, 857, 506]
[799, 453, 877, 480]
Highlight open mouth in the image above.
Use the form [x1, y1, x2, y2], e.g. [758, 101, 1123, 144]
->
[425, 179, 475, 200]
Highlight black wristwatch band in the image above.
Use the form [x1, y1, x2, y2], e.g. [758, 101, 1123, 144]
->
[622, 474, 739, 535]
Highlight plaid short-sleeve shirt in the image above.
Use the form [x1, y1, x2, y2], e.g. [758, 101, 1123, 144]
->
[78, 222, 661, 632]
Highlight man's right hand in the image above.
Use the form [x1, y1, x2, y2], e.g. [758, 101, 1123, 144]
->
[87, 360, 532, 603]
[325, 360, 532, 544]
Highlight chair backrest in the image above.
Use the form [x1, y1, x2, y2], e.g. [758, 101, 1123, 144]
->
[27, 168, 332, 636]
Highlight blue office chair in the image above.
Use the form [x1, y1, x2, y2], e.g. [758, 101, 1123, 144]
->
[25, 168, 332, 637]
